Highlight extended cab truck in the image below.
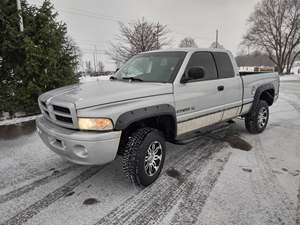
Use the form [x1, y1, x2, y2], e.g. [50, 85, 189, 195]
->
[36, 48, 279, 186]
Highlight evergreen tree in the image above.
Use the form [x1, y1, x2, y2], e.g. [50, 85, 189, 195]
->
[0, 0, 79, 116]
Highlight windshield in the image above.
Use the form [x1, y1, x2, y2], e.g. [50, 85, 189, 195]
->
[115, 52, 186, 83]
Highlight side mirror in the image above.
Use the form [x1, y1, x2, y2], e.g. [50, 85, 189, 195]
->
[181, 67, 205, 83]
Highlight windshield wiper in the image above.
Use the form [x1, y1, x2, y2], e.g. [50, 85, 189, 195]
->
[122, 77, 144, 82]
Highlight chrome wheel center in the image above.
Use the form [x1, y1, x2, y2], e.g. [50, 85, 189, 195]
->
[144, 141, 162, 176]
[258, 107, 268, 128]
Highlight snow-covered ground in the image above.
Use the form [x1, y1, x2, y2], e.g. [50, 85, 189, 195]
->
[0, 81, 300, 225]
[280, 73, 300, 81]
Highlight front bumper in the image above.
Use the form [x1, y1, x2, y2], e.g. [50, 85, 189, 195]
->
[36, 117, 121, 165]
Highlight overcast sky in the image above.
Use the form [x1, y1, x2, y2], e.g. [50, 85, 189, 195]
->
[28, 0, 261, 71]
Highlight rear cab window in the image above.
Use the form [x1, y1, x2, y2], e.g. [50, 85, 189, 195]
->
[212, 52, 235, 79]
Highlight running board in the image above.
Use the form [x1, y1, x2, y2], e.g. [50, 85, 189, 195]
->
[172, 121, 233, 145]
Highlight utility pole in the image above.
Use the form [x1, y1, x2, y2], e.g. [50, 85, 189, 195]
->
[156, 23, 159, 49]
[93, 45, 97, 73]
[16, 0, 24, 32]
[215, 29, 219, 48]
[95, 45, 98, 73]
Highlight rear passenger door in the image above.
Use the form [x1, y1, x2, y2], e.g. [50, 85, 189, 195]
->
[212, 52, 243, 120]
[174, 52, 225, 135]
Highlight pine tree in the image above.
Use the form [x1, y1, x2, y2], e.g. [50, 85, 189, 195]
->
[0, 0, 23, 115]
[0, 0, 79, 116]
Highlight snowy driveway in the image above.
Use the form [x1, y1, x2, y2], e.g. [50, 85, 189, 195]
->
[0, 81, 300, 225]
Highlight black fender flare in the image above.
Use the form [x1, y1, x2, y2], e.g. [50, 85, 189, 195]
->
[251, 83, 275, 111]
[114, 104, 177, 134]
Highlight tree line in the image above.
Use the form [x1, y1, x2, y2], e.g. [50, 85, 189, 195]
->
[242, 0, 300, 74]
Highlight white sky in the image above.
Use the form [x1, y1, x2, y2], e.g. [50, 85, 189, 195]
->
[27, 0, 261, 71]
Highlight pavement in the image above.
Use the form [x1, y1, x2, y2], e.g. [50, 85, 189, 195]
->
[0, 80, 300, 225]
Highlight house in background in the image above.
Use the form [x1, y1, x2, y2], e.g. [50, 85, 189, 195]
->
[239, 66, 275, 73]
[291, 61, 300, 74]
[236, 51, 275, 73]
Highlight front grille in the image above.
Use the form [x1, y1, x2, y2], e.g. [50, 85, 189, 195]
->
[55, 115, 73, 123]
[53, 105, 70, 114]
[39, 98, 77, 129]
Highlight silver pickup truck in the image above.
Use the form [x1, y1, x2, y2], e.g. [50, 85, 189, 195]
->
[37, 48, 279, 186]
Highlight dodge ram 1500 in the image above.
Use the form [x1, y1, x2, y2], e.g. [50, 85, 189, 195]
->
[37, 48, 279, 186]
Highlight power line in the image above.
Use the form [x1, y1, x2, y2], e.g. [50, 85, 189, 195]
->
[80, 49, 106, 53]
[64, 8, 125, 22]
[170, 30, 212, 41]
[59, 7, 214, 44]
[73, 39, 108, 45]
[60, 9, 121, 23]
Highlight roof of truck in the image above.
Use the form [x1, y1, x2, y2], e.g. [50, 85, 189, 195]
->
[146, 48, 231, 54]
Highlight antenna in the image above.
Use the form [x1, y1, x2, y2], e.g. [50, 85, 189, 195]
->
[215, 29, 219, 48]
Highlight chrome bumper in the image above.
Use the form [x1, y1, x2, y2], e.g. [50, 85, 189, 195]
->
[36, 117, 121, 165]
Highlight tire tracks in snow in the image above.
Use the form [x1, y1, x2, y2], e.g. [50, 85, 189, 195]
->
[281, 96, 300, 115]
[0, 165, 79, 204]
[1, 138, 207, 225]
[1, 165, 104, 225]
[0, 139, 197, 206]
[250, 137, 296, 224]
[169, 154, 230, 225]
[95, 140, 229, 225]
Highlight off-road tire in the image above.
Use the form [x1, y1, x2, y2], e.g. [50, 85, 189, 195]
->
[245, 100, 269, 134]
[122, 128, 166, 187]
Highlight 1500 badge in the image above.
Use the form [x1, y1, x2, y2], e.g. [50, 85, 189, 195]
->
[176, 106, 195, 114]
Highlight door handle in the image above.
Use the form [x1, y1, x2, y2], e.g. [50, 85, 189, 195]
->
[217, 85, 224, 91]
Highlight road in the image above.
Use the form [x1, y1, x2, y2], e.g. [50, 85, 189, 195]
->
[0, 81, 300, 225]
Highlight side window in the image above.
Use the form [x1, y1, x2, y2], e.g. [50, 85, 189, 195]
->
[213, 52, 235, 78]
[186, 52, 218, 81]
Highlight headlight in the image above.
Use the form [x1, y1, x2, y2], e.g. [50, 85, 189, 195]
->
[78, 118, 113, 131]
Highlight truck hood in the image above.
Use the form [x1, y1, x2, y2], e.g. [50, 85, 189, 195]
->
[41, 80, 173, 109]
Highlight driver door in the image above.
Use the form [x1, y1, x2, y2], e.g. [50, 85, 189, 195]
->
[174, 52, 225, 135]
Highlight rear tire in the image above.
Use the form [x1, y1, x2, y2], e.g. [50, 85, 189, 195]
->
[245, 100, 269, 134]
[122, 128, 166, 187]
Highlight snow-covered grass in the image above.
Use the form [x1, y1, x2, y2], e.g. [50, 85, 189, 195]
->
[0, 114, 41, 126]
[280, 73, 300, 81]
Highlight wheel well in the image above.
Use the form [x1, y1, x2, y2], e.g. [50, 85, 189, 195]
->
[260, 89, 275, 106]
[117, 115, 176, 154]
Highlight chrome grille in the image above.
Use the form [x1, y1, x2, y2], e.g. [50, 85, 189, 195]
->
[55, 114, 73, 123]
[39, 98, 77, 129]
[53, 105, 71, 114]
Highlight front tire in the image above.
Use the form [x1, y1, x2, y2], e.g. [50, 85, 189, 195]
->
[122, 128, 166, 187]
[245, 100, 269, 134]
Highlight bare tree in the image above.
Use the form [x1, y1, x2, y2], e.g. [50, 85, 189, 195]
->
[236, 51, 274, 67]
[242, 0, 300, 74]
[85, 60, 92, 75]
[209, 41, 224, 49]
[97, 61, 105, 73]
[179, 37, 198, 48]
[107, 18, 170, 65]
